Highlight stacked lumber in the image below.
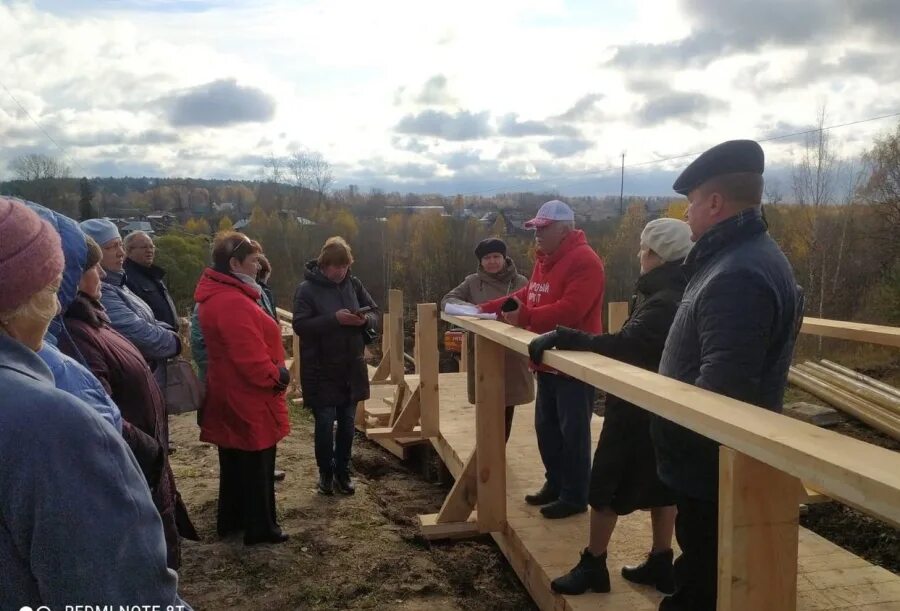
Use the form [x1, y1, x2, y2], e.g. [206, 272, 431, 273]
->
[788, 360, 900, 441]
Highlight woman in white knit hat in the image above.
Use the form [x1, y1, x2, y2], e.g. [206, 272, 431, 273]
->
[528, 217, 693, 597]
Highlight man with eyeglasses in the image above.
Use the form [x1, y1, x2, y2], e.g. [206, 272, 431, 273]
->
[124, 231, 179, 329]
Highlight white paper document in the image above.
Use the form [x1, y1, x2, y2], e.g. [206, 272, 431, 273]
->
[443, 302, 498, 320]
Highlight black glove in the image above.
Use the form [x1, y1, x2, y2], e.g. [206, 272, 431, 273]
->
[528, 330, 559, 365]
[274, 366, 290, 393]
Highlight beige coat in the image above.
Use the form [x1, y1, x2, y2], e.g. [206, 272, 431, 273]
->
[442, 259, 535, 407]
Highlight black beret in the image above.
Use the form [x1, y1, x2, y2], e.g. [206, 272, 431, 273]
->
[475, 237, 507, 260]
[672, 139, 764, 196]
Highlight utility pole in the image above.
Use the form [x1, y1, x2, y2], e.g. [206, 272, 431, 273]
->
[619, 152, 625, 216]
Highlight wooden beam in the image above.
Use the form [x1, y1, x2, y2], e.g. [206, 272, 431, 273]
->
[391, 385, 421, 432]
[442, 313, 900, 528]
[389, 289, 404, 384]
[459, 332, 469, 373]
[371, 317, 390, 382]
[800, 317, 900, 347]
[437, 450, 478, 523]
[289, 333, 301, 396]
[418, 512, 480, 540]
[354, 399, 366, 429]
[413, 322, 421, 374]
[417, 303, 440, 437]
[388, 381, 407, 425]
[367, 425, 422, 439]
[608, 301, 629, 333]
[475, 334, 506, 533]
[718, 447, 800, 611]
[370, 351, 390, 383]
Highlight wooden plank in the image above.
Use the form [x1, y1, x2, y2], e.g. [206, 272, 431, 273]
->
[389, 289, 404, 384]
[800, 317, 900, 348]
[388, 380, 407, 425]
[436, 450, 478, 523]
[391, 385, 422, 432]
[608, 301, 629, 334]
[371, 348, 390, 382]
[443, 313, 900, 528]
[367, 425, 422, 439]
[417, 303, 440, 437]
[475, 334, 506, 533]
[459, 332, 469, 373]
[414, 322, 421, 374]
[418, 512, 480, 540]
[718, 447, 800, 611]
[289, 333, 301, 396]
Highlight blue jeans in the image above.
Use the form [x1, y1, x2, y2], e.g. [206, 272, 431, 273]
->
[313, 403, 356, 477]
[534, 372, 594, 507]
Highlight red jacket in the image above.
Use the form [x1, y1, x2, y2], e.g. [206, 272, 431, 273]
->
[194, 268, 290, 451]
[481, 230, 605, 371]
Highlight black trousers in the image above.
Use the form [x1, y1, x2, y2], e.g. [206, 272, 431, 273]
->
[217, 445, 279, 539]
[660, 495, 718, 611]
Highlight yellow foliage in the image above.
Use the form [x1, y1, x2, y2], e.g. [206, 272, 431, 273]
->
[183, 217, 211, 235]
[664, 200, 688, 220]
[218, 216, 233, 231]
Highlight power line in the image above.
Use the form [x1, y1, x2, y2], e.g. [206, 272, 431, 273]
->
[0, 79, 88, 176]
[459, 110, 900, 197]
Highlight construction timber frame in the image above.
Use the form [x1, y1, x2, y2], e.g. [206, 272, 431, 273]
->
[357, 289, 440, 458]
[428, 309, 899, 611]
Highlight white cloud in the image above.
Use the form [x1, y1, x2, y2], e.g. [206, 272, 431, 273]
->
[1, 0, 898, 195]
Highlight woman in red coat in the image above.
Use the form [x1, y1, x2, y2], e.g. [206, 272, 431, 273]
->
[194, 232, 291, 545]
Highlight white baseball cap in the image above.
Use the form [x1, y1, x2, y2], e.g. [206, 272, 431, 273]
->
[523, 200, 575, 229]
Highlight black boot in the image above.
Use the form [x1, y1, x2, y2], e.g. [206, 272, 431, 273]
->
[621, 548, 675, 594]
[540, 499, 587, 519]
[317, 472, 333, 496]
[551, 549, 610, 594]
[524, 481, 559, 506]
[334, 472, 355, 495]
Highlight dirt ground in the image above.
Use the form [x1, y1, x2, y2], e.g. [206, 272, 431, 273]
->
[169, 403, 535, 611]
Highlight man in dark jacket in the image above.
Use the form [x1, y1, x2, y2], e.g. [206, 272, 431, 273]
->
[124, 231, 179, 328]
[650, 140, 802, 611]
[293, 237, 379, 496]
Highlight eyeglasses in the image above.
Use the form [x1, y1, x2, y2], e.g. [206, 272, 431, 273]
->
[230, 236, 252, 259]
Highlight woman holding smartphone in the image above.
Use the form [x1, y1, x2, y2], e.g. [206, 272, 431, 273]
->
[292, 236, 379, 496]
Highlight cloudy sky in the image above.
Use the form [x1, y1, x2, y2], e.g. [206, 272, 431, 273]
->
[2, 0, 899, 196]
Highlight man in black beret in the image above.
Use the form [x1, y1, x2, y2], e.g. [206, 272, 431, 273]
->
[651, 140, 803, 610]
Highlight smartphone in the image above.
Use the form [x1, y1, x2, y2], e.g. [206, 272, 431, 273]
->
[500, 297, 520, 312]
[355, 305, 375, 315]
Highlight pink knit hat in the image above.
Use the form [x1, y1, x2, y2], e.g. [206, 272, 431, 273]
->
[0, 197, 65, 312]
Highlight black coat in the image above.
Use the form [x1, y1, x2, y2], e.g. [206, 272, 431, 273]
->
[555, 259, 686, 425]
[652, 208, 802, 501]
[124, 258, 179, 329]
[292, 261, 380, 408]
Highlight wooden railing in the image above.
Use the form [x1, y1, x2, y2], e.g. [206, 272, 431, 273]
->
[443, 311, 900, 611]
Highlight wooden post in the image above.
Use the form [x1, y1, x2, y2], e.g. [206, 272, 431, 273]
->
[474, 334, 506, 533]
[718, 446, 800, 611]
[608, 301, 629, 334]
[413, 322, 421, 374]
[389, 289, 404, 384]
[459, 332, 469, 373]
[418, 303, 440, 437]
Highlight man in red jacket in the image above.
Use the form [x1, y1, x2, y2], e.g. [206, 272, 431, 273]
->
[480, 200, 605, 519]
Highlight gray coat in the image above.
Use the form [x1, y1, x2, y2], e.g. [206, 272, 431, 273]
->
[442, 259, 534, 407]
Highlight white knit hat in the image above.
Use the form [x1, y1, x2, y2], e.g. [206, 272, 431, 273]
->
[640, 218, 693, 262]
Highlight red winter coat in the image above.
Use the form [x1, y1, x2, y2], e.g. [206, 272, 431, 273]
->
[194, 268, 290, 451]
[481, 230, 605, 372]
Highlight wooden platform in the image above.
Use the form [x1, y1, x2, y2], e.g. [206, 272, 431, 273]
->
[408, 372, 900, 611]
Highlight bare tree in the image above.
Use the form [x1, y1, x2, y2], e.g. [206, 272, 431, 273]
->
[10, 153, 70, 181]
[309, 151, 334, 201]
[861, 122, 900, 260]
[263, 153, 284, 184]
[792, 107, 842, 355]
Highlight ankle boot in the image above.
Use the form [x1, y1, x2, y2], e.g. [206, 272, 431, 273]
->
[551, 549, 610, 594]
[621, 548, 675, 594]
[317, 472, 333, 496]
[334, 472, 355, 495]
[524, 481, 559, 506]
